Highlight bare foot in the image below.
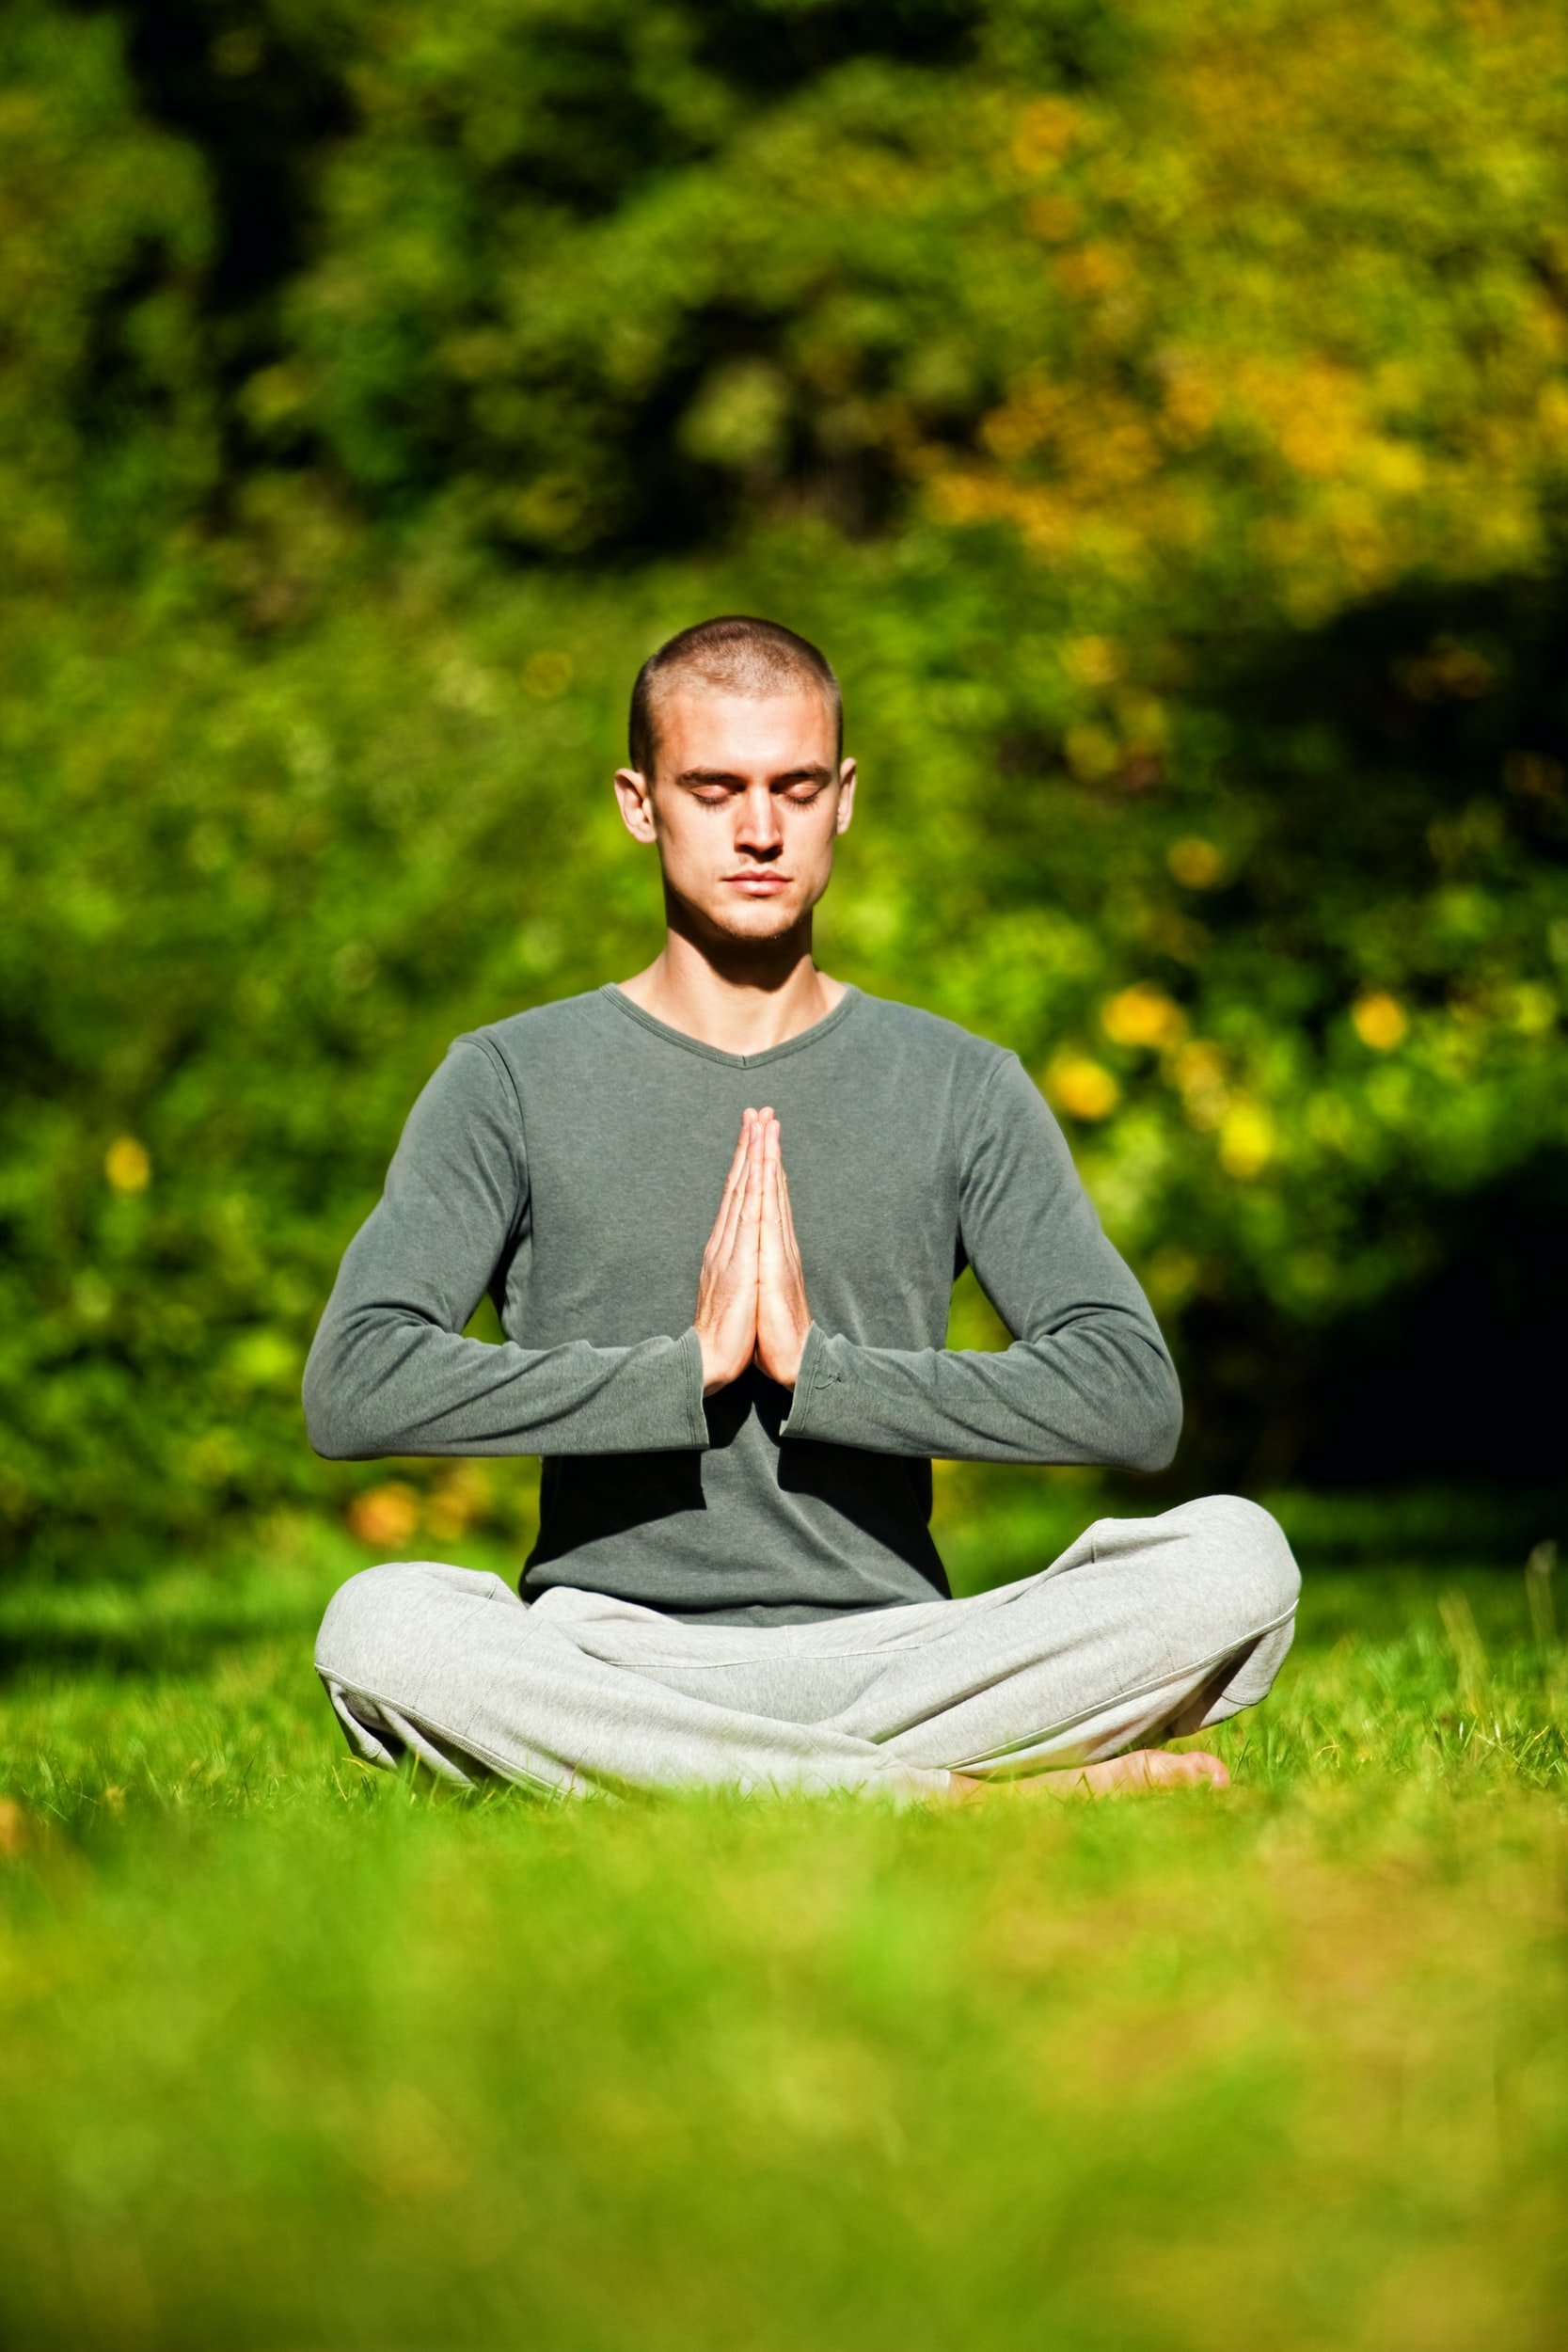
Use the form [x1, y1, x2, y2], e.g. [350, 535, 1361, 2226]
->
[948, 1748, 1229, 1803]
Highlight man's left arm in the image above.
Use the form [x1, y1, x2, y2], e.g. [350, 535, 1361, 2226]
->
[776, 1051, 1182, 1470]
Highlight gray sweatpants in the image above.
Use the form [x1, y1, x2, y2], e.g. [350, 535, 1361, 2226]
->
[314, 1494, 1301, 1801]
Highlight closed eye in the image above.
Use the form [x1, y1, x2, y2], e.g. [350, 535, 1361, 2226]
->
[679, 768, 832, 802]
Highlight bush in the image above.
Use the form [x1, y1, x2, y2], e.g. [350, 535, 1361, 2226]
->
[2, 0, 1565, 1567]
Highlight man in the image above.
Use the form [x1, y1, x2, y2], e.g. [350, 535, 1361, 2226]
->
[305, 616, 1299, 1802]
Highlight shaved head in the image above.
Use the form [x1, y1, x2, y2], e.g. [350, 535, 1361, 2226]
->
[628, 616, 842, 781]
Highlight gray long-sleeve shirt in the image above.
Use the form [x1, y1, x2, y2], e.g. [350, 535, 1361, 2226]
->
[303, 983, 1181, 1622]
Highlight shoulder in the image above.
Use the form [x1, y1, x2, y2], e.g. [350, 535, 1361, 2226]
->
[849, 994, 1069, 1175]
[455, 988, 612, 1083]
[400, 991, 613, 1150]
[848, 989, 1017, 1089]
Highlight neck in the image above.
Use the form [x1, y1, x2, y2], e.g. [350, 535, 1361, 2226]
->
[614, 918, 845, 1056]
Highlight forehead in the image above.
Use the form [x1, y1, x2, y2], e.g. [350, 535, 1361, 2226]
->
[653, 684, 837, 775]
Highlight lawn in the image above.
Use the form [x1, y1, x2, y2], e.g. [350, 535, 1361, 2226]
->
[0, 1499, 1563, 2352]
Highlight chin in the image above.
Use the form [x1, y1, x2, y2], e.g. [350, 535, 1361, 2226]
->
[705, 898, 802, 943]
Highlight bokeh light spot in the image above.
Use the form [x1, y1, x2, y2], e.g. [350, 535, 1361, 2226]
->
[1352, 993, 1409, 1051]
[105, 1136, 151, 1193]
[1047, 1057, 1121, 1120]
[1168, 837, 1224, 889]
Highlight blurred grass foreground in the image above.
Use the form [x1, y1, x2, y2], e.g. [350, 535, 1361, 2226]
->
[0, 1514, 1564, 2351]
[2, 6, 1567, 2345]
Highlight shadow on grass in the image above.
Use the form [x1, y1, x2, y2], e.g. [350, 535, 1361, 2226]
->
[0, 1621, 314, 1683]
[0, 1563, 337, 1688]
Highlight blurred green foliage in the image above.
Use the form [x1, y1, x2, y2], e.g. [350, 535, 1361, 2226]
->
[2, 0, 1566, 1569]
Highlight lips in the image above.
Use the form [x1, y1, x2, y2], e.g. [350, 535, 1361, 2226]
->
[725, 874, 790, 893]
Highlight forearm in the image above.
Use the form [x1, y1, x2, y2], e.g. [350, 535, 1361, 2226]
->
[303, 1036, 710, 1463]
[303, 1308, 709, 1459]
[779, 1317, 1181, 1470]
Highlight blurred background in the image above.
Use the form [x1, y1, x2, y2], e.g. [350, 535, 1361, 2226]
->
[3, 0, 1565, 1583]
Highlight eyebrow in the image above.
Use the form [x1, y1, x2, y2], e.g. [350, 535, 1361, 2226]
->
[674, 765, 834, 788]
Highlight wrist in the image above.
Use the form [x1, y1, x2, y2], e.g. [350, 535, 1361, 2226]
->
[766, 1314, 812, 1391]
[698, 1327, 746, 1396]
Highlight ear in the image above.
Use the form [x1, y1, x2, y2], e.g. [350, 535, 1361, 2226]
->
[833, 756, 857, 836]
[613, 767, 658, 844]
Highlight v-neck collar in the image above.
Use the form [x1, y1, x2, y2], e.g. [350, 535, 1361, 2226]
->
[599, 981, 862, 1070]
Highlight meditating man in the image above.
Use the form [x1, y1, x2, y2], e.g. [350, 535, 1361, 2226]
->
[305, 616, 1299, 1802]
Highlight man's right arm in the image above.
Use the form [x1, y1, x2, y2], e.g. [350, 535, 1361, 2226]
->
[302, 1039, 709, 1459]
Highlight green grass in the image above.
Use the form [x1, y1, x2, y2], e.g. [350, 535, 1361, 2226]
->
[1, 1506, 1564, 2352]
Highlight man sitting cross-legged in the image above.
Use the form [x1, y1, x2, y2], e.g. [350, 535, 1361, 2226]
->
[305, 615, 1299, 1803]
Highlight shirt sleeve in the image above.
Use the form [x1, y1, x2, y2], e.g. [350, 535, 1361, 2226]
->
[778, 1050, 1181, 1470]
[302, 1038, 709, 1459]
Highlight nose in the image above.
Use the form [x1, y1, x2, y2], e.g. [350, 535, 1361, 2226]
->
[734, 782, 783, 857]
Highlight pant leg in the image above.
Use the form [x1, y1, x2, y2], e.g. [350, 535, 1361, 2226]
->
[598, 1494, 1298, 1777]
[314, 1495, 1297, 1795]
[854, 1493, 1300, 1776]
[314, 1560, 949, 1801]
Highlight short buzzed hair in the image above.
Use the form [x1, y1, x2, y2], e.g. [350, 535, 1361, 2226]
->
[628, 616, 842, 779]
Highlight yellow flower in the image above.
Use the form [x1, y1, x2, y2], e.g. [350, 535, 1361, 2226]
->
[1351, 993, 1408, 1051]
[1011, 97, 1079, 174]
[1167, 836, 1224, 889]
[1145, 1245, 1201, 1308]
[1218, 1103, 1275, 1180]
[1047, 1056, 1120, 1120]
[348, 1482, 420, 1551]
[1064, 723, 1118, 780]
[1064, 635, 1121, 687]
[1101, 983, 1186, 1051]
[1170, 1040, 1228, 1129]
[104, 1136, 151, 1193]
[424, 1464, 490, 1544]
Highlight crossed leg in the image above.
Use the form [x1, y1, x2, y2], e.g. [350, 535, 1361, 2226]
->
[315, 1495, 1300, 1803]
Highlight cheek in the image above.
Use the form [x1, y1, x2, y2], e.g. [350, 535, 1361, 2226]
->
[658, 809, 723, 869]
[793, 810, 839, 864]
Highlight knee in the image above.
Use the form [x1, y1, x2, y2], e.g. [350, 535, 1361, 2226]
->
[1175, 1494, 1301, 1632]
[315, 1559, 503, 1690]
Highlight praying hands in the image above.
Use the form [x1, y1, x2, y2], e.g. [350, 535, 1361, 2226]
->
[693, 1107, 813, 1395]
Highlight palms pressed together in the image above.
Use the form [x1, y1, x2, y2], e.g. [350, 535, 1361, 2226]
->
[693, 1107, 813, 1396]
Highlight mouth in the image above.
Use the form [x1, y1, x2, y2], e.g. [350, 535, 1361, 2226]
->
[724, 874, 791, 895]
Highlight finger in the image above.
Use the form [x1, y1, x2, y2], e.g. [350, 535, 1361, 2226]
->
[713, 1114, 756, 1260]
[770, 1120, 793, 1236]
[776, 1153, 800, 1262]
[721, 1111, 752, 1200]
[777, 1166, 805, 1293]
[779, 1151, 800, 1235]
[759, 1115, 782, 1242]
[728, 1108, 760, 1202]
[737, 1147, 763, 1279]
[740, 1117, 765, 1225]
